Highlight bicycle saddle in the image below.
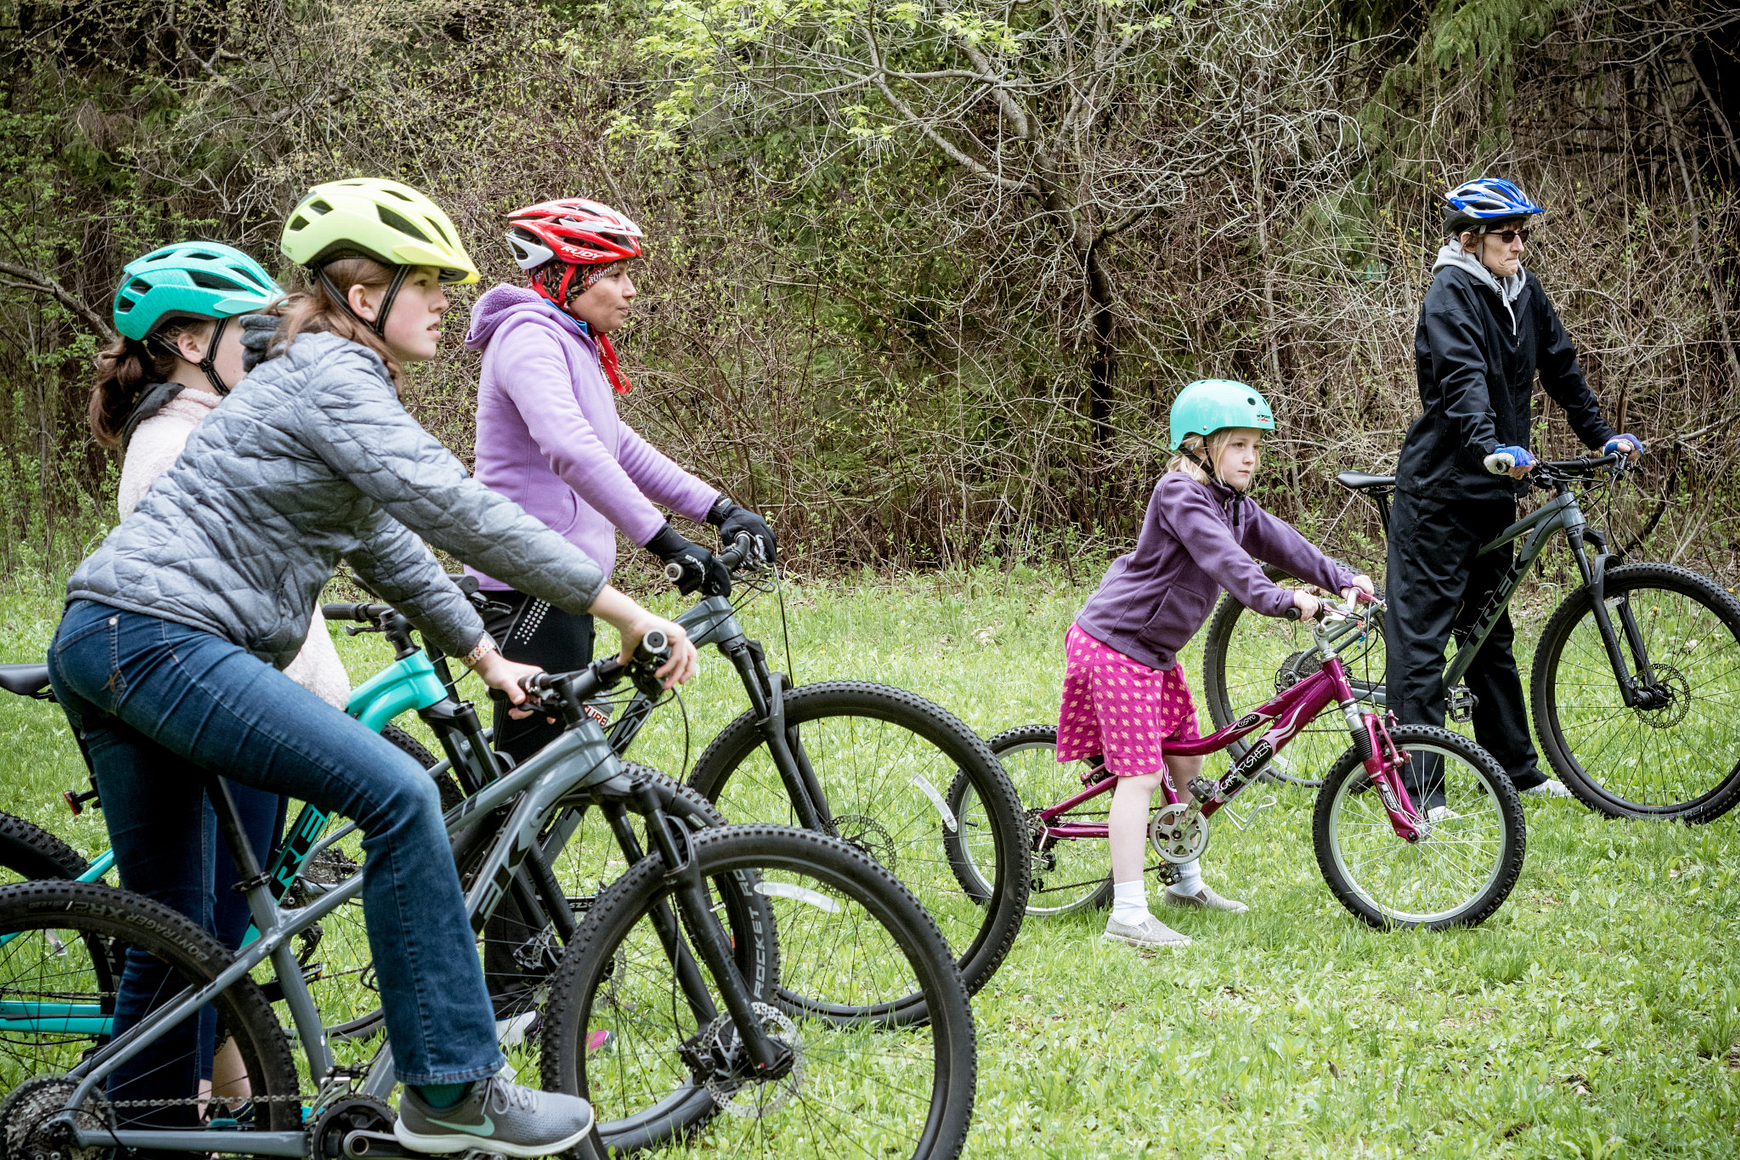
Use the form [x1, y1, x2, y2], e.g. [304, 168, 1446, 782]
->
[0, 663, 52, 698]
[1335, 471, 1397, 492]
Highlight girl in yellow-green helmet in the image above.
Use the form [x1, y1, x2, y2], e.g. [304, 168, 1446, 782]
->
[50, 176, 698, 1148]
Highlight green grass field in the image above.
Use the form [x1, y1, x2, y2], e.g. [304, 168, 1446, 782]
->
[3, 568, 1739, 1158]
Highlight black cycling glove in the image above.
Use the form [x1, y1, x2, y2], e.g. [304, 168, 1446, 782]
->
[706, 496, 778, 564]
[645, 523, 731, 597]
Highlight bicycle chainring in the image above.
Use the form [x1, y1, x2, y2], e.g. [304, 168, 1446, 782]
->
[700, 1002, 805, 1118]
[1632, 664, 1691, 729]
[0, 1076, 110, 1160]
[1148, 802, 1209, 865]
[833, 814, 896, 873]
[311, 1095, 394, 1160]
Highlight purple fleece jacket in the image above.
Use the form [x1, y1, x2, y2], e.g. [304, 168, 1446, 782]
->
[1075, 472, 1356, 671]
[464, 285, 720, 589]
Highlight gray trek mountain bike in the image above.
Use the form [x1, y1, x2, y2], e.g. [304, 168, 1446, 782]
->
[1201, 455, 1740, 822]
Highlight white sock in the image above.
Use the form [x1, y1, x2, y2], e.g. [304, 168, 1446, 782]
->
[1170, 860, 1203, 895]
[1111, 880, 1150, 925]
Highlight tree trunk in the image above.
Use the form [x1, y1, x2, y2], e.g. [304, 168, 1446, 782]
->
[1086, 244, 1114, 448]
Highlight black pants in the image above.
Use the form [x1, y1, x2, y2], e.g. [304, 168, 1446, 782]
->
[483, 591, 595, 768]
[1384, 490, 1545, 794]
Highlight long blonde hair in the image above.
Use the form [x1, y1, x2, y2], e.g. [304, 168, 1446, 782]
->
[1168, 429, 1259, 487]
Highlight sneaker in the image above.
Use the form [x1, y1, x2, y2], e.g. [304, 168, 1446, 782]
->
[1517, 778, 1573, 799]
[1426, 804, 1461, 824]
[1103, 914, 1191, 948]
[1164, 884, 1249, 914]
[396, 1076, 595, 1157]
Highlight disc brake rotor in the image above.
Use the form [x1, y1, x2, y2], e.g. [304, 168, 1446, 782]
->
[702, 1002, 805, 1119]
[1632, 663, 1691, 729]
[833, 813, 896, 873]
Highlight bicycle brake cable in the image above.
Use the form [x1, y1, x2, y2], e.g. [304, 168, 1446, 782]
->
[774, 562, 797, 687]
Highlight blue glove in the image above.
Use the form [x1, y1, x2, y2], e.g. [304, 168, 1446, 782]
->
[1603, 434, 1642, 457]
[1483, 445, 1537, 475]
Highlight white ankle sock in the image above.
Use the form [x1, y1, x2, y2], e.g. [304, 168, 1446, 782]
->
[1170, 860, 1203, 895]
[1111, 880, 1150, 925]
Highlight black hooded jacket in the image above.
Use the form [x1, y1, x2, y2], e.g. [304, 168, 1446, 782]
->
[1398, 259, 1616, 501]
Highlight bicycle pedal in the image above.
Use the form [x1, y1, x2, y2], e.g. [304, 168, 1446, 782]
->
[342, 1129, 411, 1159]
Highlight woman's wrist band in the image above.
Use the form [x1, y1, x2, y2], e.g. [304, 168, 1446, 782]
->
[461, 632, 499, 670]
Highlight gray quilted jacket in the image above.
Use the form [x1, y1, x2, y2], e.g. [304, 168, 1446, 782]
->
[66, 319, 606, 669]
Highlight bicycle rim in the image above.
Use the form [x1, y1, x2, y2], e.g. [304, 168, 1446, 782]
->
[540, 825, 974, 1160]
[1534, 564, 1740, 820]
[1314, 727, 1523, 929]
[969, 727, 1111, 916]
[690, 682, 1026, 1000]
[0, 881, 299, 1133]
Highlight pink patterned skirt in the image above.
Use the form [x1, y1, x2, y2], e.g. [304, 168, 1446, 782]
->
[1055, 623, 1201, 776]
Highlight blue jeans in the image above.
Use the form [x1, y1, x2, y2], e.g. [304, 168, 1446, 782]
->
[48, 600, 504, 1111]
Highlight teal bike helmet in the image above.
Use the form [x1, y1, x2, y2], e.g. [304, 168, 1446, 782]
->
[111, 242, 284, 393]
[1168, 379, 1275, 450]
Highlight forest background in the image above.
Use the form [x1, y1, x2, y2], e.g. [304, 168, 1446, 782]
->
[0, 0, 1735, 583]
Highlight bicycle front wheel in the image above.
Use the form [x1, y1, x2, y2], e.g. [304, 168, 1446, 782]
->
[1532, 562, 1740, 821]
[952, 725, 1113, 916]
[1314, 725, 1524, 929]
[1201, 577, 1388, 789]
[0, 880, 300, 1131]
[689, 682, 1027, 1000]
[539, 824, 976, 1160]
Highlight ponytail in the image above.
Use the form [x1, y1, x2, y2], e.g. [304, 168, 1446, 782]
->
[271, 257, 404, 388]
[87, 322, 206, 449]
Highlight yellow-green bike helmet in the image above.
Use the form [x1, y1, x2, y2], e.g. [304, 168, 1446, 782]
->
[280, 178, 478, 337]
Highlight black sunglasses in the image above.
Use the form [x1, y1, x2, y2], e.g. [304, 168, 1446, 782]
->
[1481, 228, 1531, 244]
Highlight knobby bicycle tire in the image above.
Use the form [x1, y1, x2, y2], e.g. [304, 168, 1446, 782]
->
[1313, 725, 1524, 930]
[1531, 562, 1740, 822]
[0, 880, 300, 1135]
[956, 725, 1114, 916]
[0, 812, 88, 884]
[688, 681, 1027, 1002]
[539, 824, 975, 1160]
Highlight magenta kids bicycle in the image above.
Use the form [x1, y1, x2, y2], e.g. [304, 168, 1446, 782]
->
[948, 597, 1526, 930]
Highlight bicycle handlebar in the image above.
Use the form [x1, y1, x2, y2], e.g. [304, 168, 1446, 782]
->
[662, 532, 760, 586]
[511, 630, 673, 723]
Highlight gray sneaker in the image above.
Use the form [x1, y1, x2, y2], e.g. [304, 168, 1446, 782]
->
[1103, 914, 1191, 948]
[1163, 884, 1249, 914]
[1517, 778, 1573, 799]
[396, 1077, 595, 1157]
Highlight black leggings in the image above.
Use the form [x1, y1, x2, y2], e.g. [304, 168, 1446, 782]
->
[483, 591, 595, 767]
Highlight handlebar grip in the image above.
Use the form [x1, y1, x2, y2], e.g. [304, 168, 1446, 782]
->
[1283, 606, 1303, 621]
[635, 629, 671, 665]
[663, 561, 688, 583]
[719, 532, 754, 571]
[321, 602, 380, 622]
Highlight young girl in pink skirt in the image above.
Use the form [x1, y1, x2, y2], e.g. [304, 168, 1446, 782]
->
[1059, 380, 1373, 948]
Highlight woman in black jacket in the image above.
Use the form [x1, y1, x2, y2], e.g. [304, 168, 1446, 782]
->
[1387, 177, 1641, 813]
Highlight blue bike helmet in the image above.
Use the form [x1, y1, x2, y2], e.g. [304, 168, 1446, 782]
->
[1443, 178, 1545, 235]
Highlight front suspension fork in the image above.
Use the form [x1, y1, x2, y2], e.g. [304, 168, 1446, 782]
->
[721, 639, 836, 835]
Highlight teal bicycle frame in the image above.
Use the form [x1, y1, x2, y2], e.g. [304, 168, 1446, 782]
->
[0, 650, 451, 1037]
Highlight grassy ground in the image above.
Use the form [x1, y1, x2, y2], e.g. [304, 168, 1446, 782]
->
[3, 568, 1738, 1158]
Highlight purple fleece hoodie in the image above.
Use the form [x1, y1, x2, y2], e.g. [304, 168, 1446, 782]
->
[463, 285, 720, 589]
[1075, 472, 1355, 671]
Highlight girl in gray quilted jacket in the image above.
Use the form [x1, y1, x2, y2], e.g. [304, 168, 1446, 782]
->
[49, 179, 692, 1154]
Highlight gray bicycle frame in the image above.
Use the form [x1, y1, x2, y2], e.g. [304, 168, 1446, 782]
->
[1353, 488, 1623, 708]
[58, 714, 631, 1157]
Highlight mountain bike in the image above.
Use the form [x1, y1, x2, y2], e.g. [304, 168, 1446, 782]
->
[962, 597, 1526, 929]
[1200, 455, 1740, 822]
[0, 639, 977, 1160]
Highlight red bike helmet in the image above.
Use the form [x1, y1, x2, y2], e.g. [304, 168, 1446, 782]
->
[506, 198, 643, 271]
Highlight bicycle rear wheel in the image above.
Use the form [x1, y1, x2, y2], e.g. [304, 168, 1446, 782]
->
[950, 725, 1113, 916]
[1201, 575, 1388, 790]
[539, 824, 975, 1159]
[0, 880, 299, 1135]
[1314, 725, 1524, 929]
[1531, 562, 1740, 822]
[689, 682, 1027, 1001]
[0, 812, 88, 886]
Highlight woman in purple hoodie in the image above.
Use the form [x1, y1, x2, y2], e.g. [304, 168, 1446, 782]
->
[465, 197, 776, 763]
[1062, 380, 1372, 949]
